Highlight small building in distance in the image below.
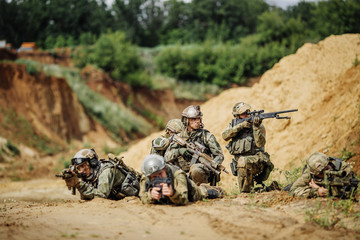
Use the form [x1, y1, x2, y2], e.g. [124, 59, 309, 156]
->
[17, 42, 38, 52]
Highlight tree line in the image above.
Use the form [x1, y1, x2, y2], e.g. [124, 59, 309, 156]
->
[1, 0, 359, 48]
[1, 0, 359, 88]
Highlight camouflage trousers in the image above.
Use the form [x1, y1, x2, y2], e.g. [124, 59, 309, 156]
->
[236, 152, 272, 193]
[189, 163, 211, 186]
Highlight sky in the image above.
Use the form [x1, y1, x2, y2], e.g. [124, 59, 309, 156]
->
[105, 0, 318, 9]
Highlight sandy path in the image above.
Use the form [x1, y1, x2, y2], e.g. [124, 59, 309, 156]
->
[0, 179, 358, 240]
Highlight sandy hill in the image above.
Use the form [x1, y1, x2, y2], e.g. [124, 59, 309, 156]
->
[121, 34, 360, 188]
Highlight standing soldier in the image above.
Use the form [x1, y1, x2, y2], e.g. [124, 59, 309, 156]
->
[60, 148, 141, 200]
[150, 119, 183, 156]
[222, 102, 274, 193]
[139, 154, 223, 205]
[165, 105, 224, 185]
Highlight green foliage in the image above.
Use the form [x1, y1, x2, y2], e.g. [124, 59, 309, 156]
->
[73, 31, 152, 87]
[42, 64, 153, 141]
[5, 140, 20, 157]
[54, 35, 66, 48]
[102, 144, 127, 155]
[305, 200, 340, 229]
[15, 59, 41, 75]
[340, 147, 356, 161]
[155, 40, 290, 86]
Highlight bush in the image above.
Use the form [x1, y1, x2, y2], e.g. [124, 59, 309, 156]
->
[15, 59, 40, 75]
[73, 31, 152, 87]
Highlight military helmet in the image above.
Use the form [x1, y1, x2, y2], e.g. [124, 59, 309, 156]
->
[232, 102, 251, 116]
[152, 137, 170, 150]
[307, 152, 329, 175]
[141, 154, 166, 177]
[71, 148, 99, 168]
[165, 119, 183, 134]
[182, 105, 203, 119]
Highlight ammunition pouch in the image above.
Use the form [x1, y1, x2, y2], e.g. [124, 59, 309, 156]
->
[120, 173, 140, 196]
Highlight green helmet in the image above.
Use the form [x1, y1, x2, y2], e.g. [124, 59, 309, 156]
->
[307, 152, 329, 175]
[152, 137, 170, 150]
[232, 102, 251, 116]
[165, 119, 183, 134]
[141, 154, 166, 177]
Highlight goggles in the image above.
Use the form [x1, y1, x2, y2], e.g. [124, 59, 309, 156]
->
[71, 157, 90, 166]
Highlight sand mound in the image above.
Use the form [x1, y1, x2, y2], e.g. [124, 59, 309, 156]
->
[122, 34, 360, 186]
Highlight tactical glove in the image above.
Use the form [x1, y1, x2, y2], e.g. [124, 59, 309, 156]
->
[178, 148, 192, 159]
[236, 121, 251, 131]
[253, 116, 262, 127]
[65, 174, 80, 188]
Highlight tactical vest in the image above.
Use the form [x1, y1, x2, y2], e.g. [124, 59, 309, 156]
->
[226, 123, 264, 156]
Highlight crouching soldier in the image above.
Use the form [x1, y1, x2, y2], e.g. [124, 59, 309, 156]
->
[59, 148, 141, 200]
[150, 119, 184, 156]
[290, 152, 358, 199]
[139, 154, 224, 205]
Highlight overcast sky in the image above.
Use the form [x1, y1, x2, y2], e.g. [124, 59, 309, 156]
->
[105, 0, 318, 9]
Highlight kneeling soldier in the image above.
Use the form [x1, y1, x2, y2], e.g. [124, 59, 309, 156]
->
[139, 154, 223, 205]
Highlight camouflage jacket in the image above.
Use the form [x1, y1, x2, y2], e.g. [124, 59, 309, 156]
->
[290, 160, 352, 198]
[164, 128, 224, 171]
[77, 162, 127, 200]
[139, 164, 207, 205]
[222, 122, 266, 156]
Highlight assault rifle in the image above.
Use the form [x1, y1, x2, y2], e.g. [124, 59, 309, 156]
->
[56, 165, 76, 195]
[232, 109, 298, 126]
[313, 170, 359, 199]
[172, 134, 229, 175]
[145, 177, 172, 197]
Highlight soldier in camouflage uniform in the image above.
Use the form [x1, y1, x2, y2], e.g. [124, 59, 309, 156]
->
[222, 102, 274, 193]
[150, 119, 183, 156]
[63, 149, 141, 200]
[165, 105, 224, 185]
[139, 154, 223, 205]
[290, 152, 357, 199]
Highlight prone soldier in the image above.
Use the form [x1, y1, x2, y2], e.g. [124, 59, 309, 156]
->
[57, 148, 141, 200]
[290, 152, 358, 199]
[139, 154, 223, 205]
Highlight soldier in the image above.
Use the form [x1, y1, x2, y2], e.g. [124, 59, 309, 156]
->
[165, 105, 224, 185]
[222, 102, 274, 193]
[151, 119, 183, 156]
[139, 154, 223, 205]
[62, 148, 141, 200]
[290, 152, 358, 199]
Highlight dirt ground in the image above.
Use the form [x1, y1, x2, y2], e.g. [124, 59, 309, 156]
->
[1, 179, 359, 240]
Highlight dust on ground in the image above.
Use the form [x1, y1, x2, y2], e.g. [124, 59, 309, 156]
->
[0, 179, 359, 240]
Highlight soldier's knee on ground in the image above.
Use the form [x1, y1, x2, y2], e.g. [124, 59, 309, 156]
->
[237, 167, 253, 193]
[190, 164, 210, 185]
